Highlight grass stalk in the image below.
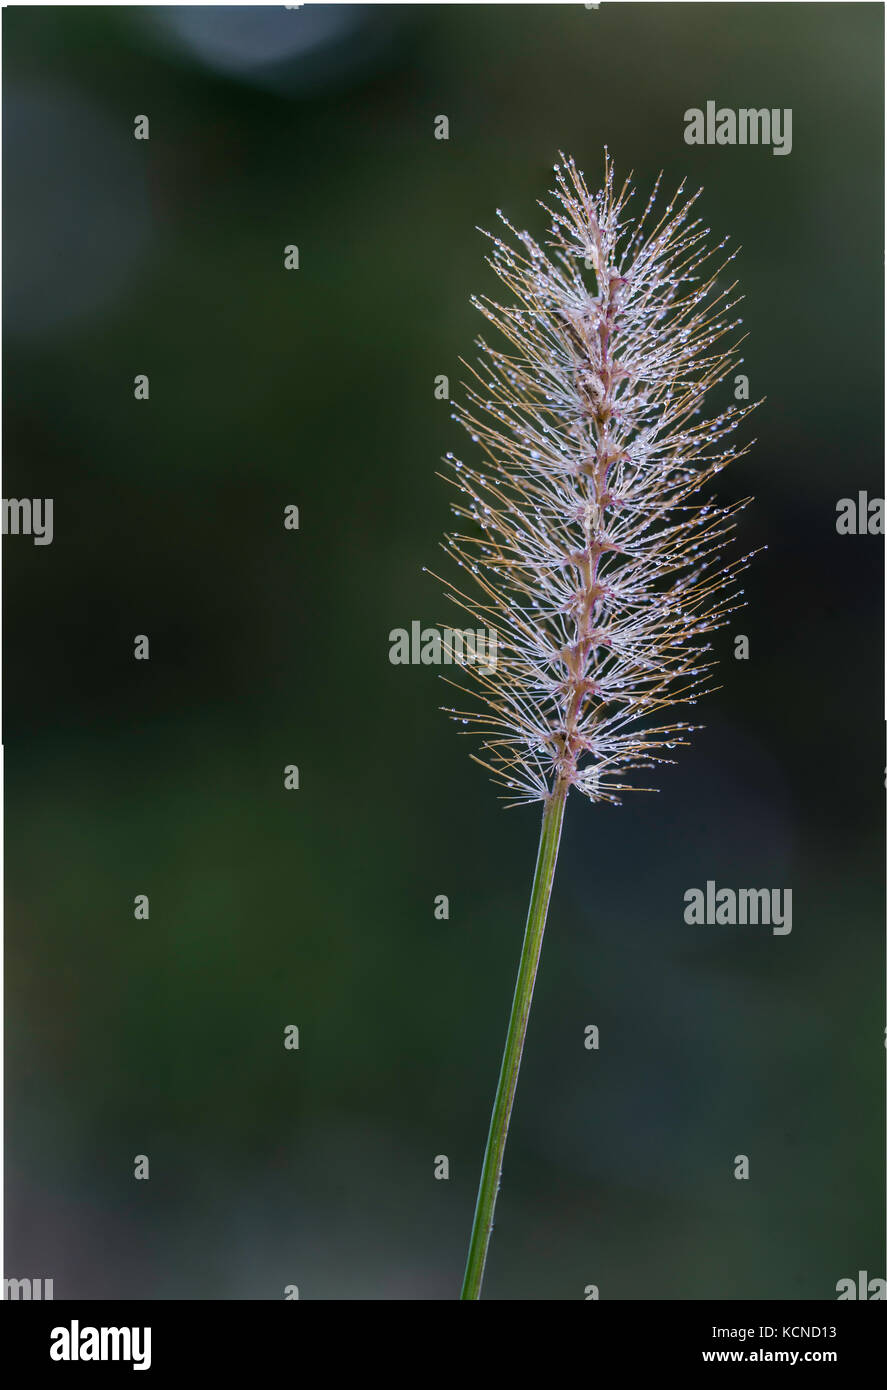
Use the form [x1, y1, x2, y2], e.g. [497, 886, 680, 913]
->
[460, 776, 569, 1300]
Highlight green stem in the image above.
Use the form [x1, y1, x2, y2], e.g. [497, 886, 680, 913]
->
[460, 776, 570, 1300]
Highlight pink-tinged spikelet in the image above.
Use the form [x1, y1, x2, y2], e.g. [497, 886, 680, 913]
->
[433, 153, 760, 807]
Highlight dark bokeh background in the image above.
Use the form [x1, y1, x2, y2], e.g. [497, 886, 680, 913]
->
[3, 4, 883, 1299]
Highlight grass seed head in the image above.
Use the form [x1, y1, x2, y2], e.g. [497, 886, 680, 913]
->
[433, 152, 760, 807]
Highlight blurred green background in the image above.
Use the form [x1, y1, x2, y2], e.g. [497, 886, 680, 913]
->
[4, 3, 883, 1299]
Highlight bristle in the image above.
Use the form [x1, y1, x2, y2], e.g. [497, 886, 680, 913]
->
[436, 153, 759, 806]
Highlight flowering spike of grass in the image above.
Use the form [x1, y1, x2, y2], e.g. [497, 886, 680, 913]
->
[430, 152, 760, 1300]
